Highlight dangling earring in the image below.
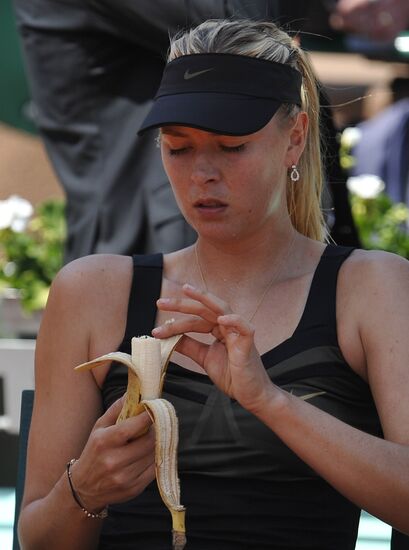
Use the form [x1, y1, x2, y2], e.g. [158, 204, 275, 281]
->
[290, 164, 300, 182]
[155, 134, 161, 149]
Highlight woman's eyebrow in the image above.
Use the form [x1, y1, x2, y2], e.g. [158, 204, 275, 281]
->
[161, 128, 188, 136]
[161, 127, 223, 137]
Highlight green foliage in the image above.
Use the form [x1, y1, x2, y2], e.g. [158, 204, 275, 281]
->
[350, 192, 409, 259]
[339, 126, 409, 260]
[0, 200, 66, 311]
[338, 127, 361, 172]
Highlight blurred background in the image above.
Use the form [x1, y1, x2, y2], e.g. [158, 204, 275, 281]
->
[0, 1, 62, 204]
[1, 1, 408, 208]
[0, 1, 408, 548]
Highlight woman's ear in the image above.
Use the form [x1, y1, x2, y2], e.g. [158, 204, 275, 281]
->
[285, 111, 308, 167]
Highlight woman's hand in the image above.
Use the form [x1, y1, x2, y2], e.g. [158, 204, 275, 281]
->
[68, 397, 156, 513]
[153, 284, 276, 415]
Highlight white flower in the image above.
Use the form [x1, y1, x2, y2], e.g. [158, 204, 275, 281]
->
[341, 127, 362, 149]
[346, 174, 385, 199]
[0, 195, 33, 232]
[3, 262, 16, 277]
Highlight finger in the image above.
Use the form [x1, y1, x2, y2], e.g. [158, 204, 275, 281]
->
[94, 395, 125, 429]
[125, 461, 156, 499]
[152, 315, 213, 338]
[106, 430, 156, 478]
[107, 411, 153, 444]
[157, 295, 220, 325]
[210, 325, 226, 342]
[217, 314, 255, 357]
[173, 334, 210, 366]
[182, 284, 231, 316]
[217, 313, 255, 337]
[123, 453, 156, 487]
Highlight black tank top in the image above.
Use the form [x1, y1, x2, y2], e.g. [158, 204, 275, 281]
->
[99, 245, 382, 550]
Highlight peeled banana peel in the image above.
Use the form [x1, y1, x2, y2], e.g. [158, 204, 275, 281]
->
[75, 334, 186, 550]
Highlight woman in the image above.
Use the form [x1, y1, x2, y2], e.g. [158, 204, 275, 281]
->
[18, 19, 409, 550]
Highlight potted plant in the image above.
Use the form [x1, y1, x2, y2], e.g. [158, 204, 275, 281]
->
[347, 175, 409, 259]
[340, 127, 409, 259]
[0, 196, 65, 337]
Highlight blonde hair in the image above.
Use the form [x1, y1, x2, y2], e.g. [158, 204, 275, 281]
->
[168, 19, 326, 241]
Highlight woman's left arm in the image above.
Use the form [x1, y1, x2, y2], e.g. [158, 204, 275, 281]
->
[154, 254, 409, 534]
[256, 251, 409, 534]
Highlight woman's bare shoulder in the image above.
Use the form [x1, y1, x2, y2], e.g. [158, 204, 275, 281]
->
[51, 254, 132, 303]
[337, 248, 409, 379]
[54, 253, 131, 286]
[339, 248, 409, 288]
[44, 254, 134, 351]
[338, 248, 409, 321]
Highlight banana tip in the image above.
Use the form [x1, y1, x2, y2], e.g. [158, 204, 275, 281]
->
[172, 530, 187, 550]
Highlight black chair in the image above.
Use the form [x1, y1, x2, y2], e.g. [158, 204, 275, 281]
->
[392, 530, 409, 550]
[11, 389, 409, 549]
[12, 390, 34, 550]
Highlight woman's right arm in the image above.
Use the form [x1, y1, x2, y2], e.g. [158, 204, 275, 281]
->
[18, 257, 156, 550]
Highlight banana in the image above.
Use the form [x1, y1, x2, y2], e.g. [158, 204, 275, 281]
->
[75, 334, 186, 550]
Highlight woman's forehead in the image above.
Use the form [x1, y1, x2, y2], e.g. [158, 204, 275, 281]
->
[160, 117, 283, 140]
[160, 126, 237, 137]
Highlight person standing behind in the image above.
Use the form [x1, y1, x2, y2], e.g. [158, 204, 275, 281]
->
[12, 0, 289, 263]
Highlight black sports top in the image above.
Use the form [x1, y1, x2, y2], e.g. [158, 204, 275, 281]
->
[99, 246, 382, 550]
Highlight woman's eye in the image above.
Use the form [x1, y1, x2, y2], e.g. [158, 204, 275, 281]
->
[167, 143, 245, 155]
[220, 144, 245, 153]
[168, 147, 189, 156]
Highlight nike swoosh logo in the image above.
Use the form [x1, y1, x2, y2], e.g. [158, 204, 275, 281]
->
[290, 390, 327, 401]
[184, 68, 213, 80]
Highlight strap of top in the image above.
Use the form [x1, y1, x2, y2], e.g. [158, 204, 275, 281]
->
[297, 244, 355, 337]
[123, 253, 163, 339]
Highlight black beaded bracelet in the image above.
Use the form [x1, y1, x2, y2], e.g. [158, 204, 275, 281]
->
[66, 459, 108, 519]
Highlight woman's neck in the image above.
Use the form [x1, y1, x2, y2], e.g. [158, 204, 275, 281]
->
[190, 230, 309, 315]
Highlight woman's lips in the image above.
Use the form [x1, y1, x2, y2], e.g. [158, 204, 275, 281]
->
[194, 199, 228, 215]
[194, 198, 227, 207]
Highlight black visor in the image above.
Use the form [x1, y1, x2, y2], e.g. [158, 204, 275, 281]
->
[138, 53, 302, 136]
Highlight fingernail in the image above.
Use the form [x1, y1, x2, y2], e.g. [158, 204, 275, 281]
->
[183, 283, 195, 290]
[157, 298, 170, 304]
[152, 327, 161, 335]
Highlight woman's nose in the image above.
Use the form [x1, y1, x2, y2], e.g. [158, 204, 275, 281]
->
[190, 153, 221, 185]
